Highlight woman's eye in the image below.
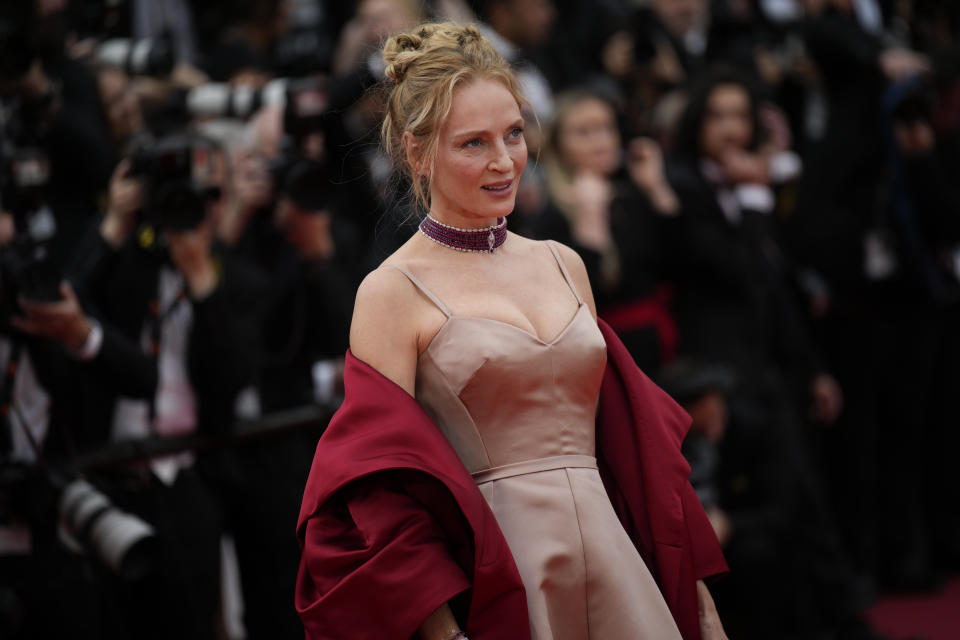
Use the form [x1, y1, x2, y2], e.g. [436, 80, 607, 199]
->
[463, 138, 482, 148]
[509, 127, 524, 138]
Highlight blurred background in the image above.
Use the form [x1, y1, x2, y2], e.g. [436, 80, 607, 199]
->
[0, 0, 957, 638]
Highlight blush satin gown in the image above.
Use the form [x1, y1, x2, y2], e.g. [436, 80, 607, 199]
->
[390, 241, 682, 640]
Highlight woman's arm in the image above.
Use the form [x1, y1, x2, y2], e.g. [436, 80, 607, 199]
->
[349, 266, 422, 395]
[420, 603, 466, 640]
[697, 580, 728, 640]
[350, 267, 467, 639]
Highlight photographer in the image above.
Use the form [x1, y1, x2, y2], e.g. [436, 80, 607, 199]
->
[15, 139, 261, 639]
[0, 218, 107, 638]
[206, 103, 354, 639]
[2, 2, 117, 226]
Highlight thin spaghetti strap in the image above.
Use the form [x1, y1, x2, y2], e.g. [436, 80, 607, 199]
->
[545, 241, 583, 305]
[387, 265, 452, 317]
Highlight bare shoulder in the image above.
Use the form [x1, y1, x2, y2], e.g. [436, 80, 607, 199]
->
[352, 266, 414, 322]
[349, 266, 420, 395]
[543, 240, 598, 319]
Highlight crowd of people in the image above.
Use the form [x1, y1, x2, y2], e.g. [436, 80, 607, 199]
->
[0, 0, 957, 638]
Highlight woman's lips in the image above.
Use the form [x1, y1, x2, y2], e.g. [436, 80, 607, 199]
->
[481, 179, 514, 194]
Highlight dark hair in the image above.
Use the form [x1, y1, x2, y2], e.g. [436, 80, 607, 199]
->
[671, 66, 764, 161]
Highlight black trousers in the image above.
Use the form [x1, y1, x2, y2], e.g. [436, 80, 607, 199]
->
[0, 544, 102, 639]
[94, 466, 223, 640]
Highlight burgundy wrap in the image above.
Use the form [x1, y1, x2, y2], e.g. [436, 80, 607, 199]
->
[596, 320, 729, 639]
[297, 319, 728, 639]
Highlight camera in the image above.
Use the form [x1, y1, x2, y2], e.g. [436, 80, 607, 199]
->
[0, 141, 61, 304]
[0, 460, 157, 582]
[94, 35, 175, 78]
[273, 78, 333, 211]
[127, 135, 222, 231]
[57, 478, 158, 581]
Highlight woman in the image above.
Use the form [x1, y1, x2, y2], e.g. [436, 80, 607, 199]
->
[666, 69, 839, 422]
[666, 69, 854, 638]
[296, 23, 727, 640]
[536, 88, 682, 372]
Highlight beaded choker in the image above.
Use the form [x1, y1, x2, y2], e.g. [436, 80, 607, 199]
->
[418, 214, 507, 253]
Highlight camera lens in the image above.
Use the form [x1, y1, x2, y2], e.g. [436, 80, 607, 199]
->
[58, 480, 158, 582]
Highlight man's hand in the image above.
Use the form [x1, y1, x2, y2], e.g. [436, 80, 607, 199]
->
[13, 282, 91, 351]
[0, 211, 15, 247]
[810, 373, 844, 425]
[719, 149, 770, 185]
[894, 120, 935, 157]
[166, 222, 218, 299]
[879, 48, 930, 83]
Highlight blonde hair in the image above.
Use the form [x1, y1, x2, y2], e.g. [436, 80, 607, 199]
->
[380, 22, 526, 213]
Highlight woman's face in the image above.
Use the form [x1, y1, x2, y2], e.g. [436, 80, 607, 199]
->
[426, 78, 527, 226]
[699, 84, 753, 162]
[558, 98, 621, 177]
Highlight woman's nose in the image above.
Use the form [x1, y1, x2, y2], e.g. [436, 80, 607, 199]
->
[488, 140, 512, 172]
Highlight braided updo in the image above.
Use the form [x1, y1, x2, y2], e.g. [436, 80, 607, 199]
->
[380, 22, 526, 212]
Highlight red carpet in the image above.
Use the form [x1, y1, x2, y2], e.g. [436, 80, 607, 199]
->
[864, 576, 960, 640]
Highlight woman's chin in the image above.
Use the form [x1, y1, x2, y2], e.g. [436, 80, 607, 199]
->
[477, 200, 517, 220]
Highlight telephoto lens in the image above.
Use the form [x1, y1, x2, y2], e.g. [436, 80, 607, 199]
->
[57, 479, 158, 582]
[95, 37, 175, 77]
[185, 79, 290, 120]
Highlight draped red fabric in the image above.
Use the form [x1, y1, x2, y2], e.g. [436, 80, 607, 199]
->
[596, 320, 729, 640]
[295, 352, 528, 640]
[296, 320, 727, 639]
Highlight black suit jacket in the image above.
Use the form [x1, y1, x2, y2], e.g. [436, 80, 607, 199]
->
[63, 220, 263, 450]
[665, 159, 824, 386]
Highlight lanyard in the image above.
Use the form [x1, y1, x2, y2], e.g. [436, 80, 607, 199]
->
[145, 283, 187, 426]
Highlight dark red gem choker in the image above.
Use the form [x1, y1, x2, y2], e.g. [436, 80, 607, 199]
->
[418, 215, 507, 253]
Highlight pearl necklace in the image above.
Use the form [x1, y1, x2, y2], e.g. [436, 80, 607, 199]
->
[418, 214, 507, 253]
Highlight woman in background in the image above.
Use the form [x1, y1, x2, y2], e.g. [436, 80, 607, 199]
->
[536, 88, 683, 372]
[666, 69, 856, 639]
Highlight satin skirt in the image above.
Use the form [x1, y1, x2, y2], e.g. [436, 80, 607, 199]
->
[474, 455, 682, 640]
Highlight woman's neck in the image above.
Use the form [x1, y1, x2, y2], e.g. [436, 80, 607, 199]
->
[427, 208, 500, 230]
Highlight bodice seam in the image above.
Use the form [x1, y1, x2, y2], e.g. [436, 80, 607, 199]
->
[564, 467, 592, 639]
[417, 350, 494, 468]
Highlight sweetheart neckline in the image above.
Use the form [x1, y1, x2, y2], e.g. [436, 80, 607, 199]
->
[420, 303, 588, 358]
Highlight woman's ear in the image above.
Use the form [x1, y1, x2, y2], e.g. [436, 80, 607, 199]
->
[402, 131, 426, 177]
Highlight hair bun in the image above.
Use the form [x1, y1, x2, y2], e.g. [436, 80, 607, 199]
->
[383, 59, 407, 84]
[382, 32, 423, 83]
[382, 23, 490, 84]
[456, 25, 483, 46]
